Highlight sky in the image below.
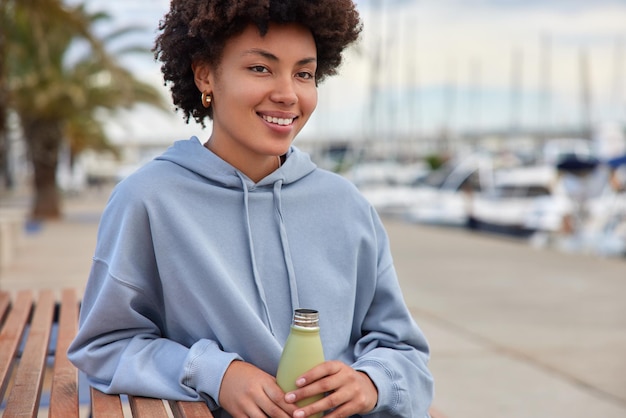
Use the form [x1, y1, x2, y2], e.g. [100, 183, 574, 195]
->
[73, 0, 626, 145]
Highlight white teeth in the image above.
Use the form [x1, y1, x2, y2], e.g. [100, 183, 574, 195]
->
[263, 115, 294, 126]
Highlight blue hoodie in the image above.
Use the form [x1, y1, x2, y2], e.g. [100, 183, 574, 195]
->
[68, 137, 433, 417]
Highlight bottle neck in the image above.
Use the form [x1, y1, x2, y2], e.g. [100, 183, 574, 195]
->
[291, 324, 320, 332]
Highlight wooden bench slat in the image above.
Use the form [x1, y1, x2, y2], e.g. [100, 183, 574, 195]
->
[91, 387, 125, 418]
[170, 400, 215, 418]
[49, 288, 80, 418]
[3, 289, 55, 418]
[0, 290, 33, 399]
[129, 395, 171, 418]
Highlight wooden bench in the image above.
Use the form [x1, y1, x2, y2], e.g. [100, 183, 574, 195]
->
[0, 289, 446, 418]
[0, 289, 215, 418]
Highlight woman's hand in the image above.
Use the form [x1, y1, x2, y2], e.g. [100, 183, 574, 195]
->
[283, 360, 378, 418]
[219, 360, 297, 417]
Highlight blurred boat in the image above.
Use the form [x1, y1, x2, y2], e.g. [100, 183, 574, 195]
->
[470, 165, 554, 237]
[348, 138, 626, 258]
[466, 140, 624, 255]
[404, 152, 496, 227]
[345, 160, 430, 217]
[525, 154, 626, 258]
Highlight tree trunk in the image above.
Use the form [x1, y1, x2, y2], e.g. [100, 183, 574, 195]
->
[23, 118, 63, 220]
[0, 107, 7, 188]
[0, 4, 9, 191]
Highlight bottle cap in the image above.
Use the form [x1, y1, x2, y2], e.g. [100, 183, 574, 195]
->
[293, 308, 319, 328]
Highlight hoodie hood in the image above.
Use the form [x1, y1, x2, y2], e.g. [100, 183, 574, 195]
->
[155, 137, 317, 189]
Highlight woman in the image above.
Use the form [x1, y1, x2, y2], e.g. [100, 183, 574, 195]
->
[68, 1, 434, 417]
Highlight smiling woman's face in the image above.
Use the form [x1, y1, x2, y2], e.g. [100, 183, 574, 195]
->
[193, 23, 318, 175]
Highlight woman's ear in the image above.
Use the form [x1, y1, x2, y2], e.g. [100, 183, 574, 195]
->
[191, 61, 212, 93]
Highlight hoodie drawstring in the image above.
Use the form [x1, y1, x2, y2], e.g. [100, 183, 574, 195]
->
[237, 172, 276, 335]
[273, 180, 300, 311]
[235, 174, 299, 336]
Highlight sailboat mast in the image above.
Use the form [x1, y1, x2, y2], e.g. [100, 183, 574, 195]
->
[538, 32, 552, 144]
[579, 47, 592, 139]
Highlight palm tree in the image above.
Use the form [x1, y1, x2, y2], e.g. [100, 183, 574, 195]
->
[5, 0, 166, 219]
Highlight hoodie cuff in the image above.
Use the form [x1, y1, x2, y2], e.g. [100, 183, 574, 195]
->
[182, 339, 243, 409]
[353, 360, 398, 415]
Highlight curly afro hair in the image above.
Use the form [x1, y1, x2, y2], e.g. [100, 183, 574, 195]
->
[154, 0, 362, 125]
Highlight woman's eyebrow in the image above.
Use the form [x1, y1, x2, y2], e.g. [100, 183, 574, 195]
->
[242, 48, 278, 61]
[242, 48, 317, 66]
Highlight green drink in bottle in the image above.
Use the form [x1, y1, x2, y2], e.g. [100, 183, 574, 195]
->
[276, 309, 325, 418]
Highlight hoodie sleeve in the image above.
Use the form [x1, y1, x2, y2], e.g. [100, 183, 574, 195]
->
[351, 208, 434, 417]
[67, 183, 241, 409]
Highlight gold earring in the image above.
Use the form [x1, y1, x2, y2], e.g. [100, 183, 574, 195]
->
[201, 91, 212, 108]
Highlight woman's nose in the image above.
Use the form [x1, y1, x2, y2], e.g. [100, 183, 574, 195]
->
[270, 76, 298, 105]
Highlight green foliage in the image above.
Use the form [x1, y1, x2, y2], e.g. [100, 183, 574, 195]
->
[424, 153, 446, 171]
[6, 1, 166, 152]
[0, 0, 167, 217]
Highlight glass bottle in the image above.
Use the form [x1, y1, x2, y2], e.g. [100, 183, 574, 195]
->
[276, 309, 325, 418]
